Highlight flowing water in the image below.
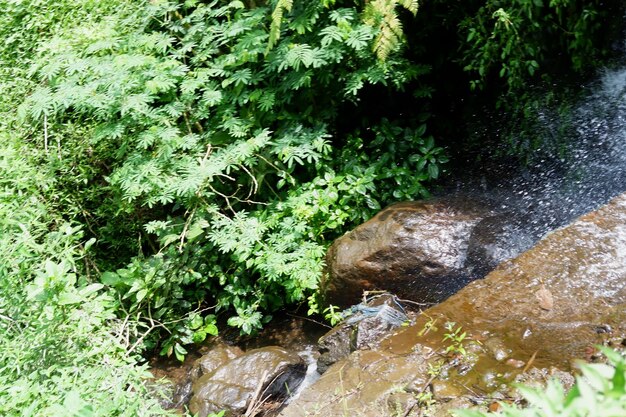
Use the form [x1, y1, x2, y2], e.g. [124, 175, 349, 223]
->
[445, 60, 626, 267]
[156, 42, 626, 417]
[287, 346, 320, 403]
[277, 52, 626, 416]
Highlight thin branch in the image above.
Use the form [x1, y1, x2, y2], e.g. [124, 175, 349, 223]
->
[245, 370, 269, 417]
[43, 113, 49, 154]
[183, 110, 193, 135]
[286, 312, 332, 329]
[179, 207, 197, 253]
[239, 163, 259, 199]
[521, 350, 539, 373]
[208, 183, 236, 215]
[398, 298, 436, 308]
[124, 304, 217, 355]
[0, 314, 15, 322]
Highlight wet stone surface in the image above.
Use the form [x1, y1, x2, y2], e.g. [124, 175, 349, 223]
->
[280, 193, 626, 417]
[189, 346, 306, 417]
[323, 197, 535, 307]
[317, 293, 408, 373]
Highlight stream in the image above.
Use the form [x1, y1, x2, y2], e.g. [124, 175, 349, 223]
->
[151, 41, 626, 417]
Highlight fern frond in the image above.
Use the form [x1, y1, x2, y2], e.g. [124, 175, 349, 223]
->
[267, 0, 293, 52]
[363, 0, 419, 61]
[397, 0, 419, 15]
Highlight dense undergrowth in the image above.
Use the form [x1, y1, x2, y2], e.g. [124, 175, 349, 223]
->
[1, 0, 624, 414]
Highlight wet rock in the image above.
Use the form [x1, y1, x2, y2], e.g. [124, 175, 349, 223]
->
[146, 379, 177, 410]
[171, 381, 193, 410]
[504, 367, 576, 403]
[150, 342, 244, 410]
[190, 344, 243, 383]
[423, 193, 626, 370]
[431, 380, 462, 401]
[281, 350, 429, 417]
[323, 198, 492, 306]
[316, 324, 354, 375]
[281, 193, 626, 417]
[431, 397, 476, 417]
[513, 367, 576, 391]
[149, 351, 203, 410]
[483, 337, 511, 362]
[505, 358, 525, 369]
[386, 392, 418, 414]
[466, 212, 536, 277]
[317, 294, 407, 373]
[189, 346, 306, 417]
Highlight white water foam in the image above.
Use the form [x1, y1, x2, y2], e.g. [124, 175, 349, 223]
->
[287, 346, 320, 403]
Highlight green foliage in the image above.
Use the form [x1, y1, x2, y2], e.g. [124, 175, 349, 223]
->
[2, 0, 624, 413]
[323, 304, 350, 326]
[442, 322, 468, 356]
[0, 0, 187, 414]
[456, 0, 623, 162]
[460, 0, 616, 93]
[15, 0, 438, 352]
[4, 0, 620, 377]
[338, 119, 448, 203]
[268, 0, 294, 51]
[453, 347, 626, 417]
[0, 138, 175, 416]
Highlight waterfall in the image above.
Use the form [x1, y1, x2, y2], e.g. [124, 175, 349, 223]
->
[449, 57, 626, 268]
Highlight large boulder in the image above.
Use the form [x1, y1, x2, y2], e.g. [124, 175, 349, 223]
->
[323, 197, 493, 306]
[189, 346, 306, 417]
[281, 193, 626, 417]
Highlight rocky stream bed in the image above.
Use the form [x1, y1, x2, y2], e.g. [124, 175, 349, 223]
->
[149, 192, 626, 417]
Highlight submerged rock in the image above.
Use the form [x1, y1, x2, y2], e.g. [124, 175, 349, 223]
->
[281, 193, 626, 417]
[284, 349, 430, 417]
[189, 346, 306, 417]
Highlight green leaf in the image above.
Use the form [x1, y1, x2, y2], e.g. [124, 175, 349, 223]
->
[189, 314, 203, 330]
[612, 361, 626, 395]
[428, 163, 439, 179]
[79, 283, 104, 297]
[100, 271, 120, 286]
[174, 343, 187, 362]
[204, 323, 218, 336]
[135, 289, 148, 303]
[58, 291, 83, 305]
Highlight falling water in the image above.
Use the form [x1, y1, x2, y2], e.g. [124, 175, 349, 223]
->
[287, 346, 320, 403]
[450, 60, 626, 266]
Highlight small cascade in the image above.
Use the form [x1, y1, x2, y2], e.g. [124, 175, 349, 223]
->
[288, 346, 320, 403]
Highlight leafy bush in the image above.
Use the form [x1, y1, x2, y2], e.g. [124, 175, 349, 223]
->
[4, 0, 622, 366]
[460, 0, 620, 93]
[2, 0, 624, 414]
[0, 138, 175, 416]
[0, 0, 182, 414]
[455, 0, 624, 161]
[14, 0, 445, 353]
